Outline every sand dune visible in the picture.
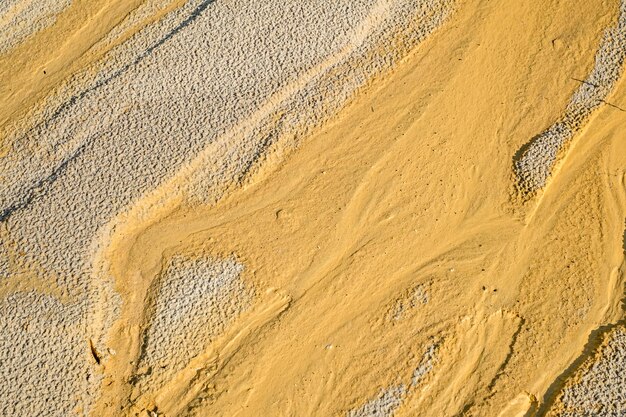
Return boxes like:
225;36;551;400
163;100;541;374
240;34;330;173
1;0;625;416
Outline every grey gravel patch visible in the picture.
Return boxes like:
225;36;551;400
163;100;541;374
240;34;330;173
0;239;9;278
513;0;626;197
348;385;407;417
550;326;626;417
412;343;437;386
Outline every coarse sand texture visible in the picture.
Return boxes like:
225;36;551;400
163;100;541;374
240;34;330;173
513;0;626;199
547;326;626;416
1;0;626;416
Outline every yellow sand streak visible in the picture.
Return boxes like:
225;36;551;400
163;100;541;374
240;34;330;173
92;0;626;415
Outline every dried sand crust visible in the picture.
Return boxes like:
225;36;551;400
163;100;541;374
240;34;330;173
0;0;626;416
546;325;626;416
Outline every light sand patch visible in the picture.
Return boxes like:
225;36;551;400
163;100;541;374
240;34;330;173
348;385;406;417
0;292;96;416
134;255;253;395
513;0;626;201
0;0;71;54
1;0;626;415
389;283;429;321
346;343;437;417
547;325;626;416
129;290;291;417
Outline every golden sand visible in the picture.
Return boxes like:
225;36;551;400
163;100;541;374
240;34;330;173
1;0;625;415
89;1;626;415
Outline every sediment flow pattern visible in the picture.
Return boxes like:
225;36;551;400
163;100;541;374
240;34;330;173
1;0;626;416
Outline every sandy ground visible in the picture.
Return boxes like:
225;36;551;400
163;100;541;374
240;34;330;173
0;0;625;416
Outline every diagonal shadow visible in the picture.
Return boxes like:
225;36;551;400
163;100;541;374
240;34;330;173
0;0;216;223
526;220;626;417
